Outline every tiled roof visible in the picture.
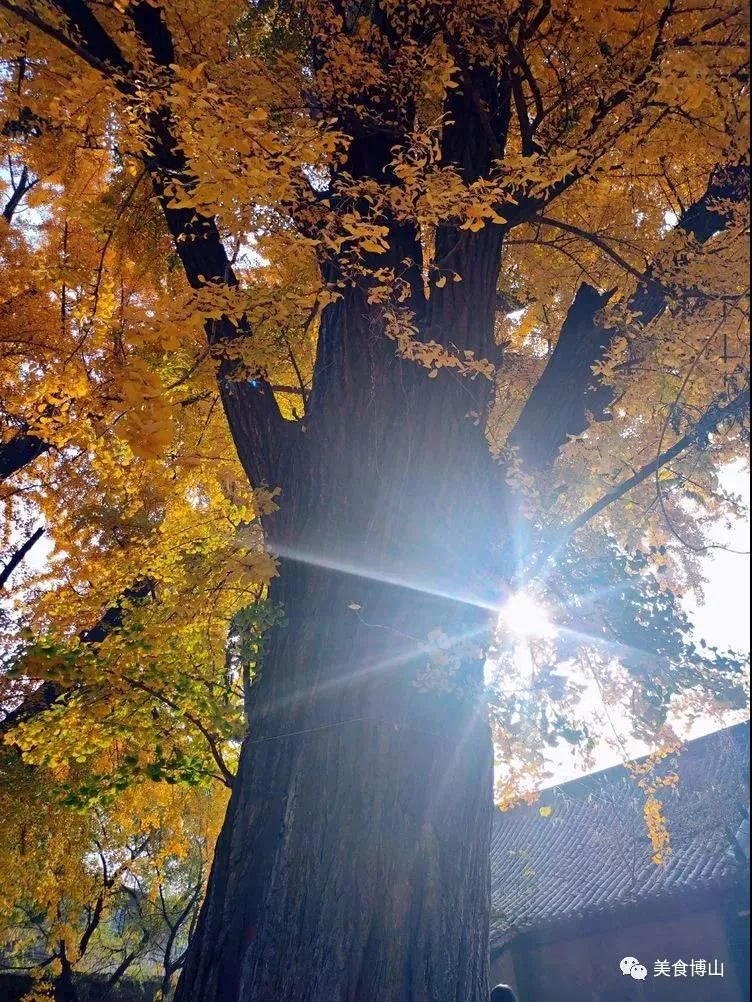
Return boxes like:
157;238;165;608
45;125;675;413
490;722;750;949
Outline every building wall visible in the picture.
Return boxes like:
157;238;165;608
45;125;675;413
490;904;749;1002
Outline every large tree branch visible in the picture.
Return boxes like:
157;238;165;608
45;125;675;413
0;0;126;79
2;0;292;487
0;524;43;589
432;6;502;162
122;0;293;485
2;162;38;222
528;386;750;580
504;282;615;470
0;429;50;480
505;163;749;473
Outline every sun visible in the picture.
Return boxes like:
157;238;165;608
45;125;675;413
498;591;555;640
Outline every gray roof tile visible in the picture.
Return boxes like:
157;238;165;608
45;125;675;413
490;722;749;947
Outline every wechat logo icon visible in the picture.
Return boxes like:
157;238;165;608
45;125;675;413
620;957;648;980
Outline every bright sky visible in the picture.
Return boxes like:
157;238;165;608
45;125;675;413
689;466;750;653
520;463;750;786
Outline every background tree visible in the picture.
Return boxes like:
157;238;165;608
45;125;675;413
0;763;224;1002
0;2;748;1001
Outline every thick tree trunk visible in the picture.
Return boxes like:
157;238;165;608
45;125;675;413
176;236;505;1001
178;566;493;1002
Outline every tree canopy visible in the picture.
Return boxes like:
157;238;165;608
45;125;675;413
0;1;749;999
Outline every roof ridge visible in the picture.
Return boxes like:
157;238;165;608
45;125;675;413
505;720;749;809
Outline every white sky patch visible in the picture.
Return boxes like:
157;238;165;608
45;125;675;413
235;234;270;269
660;208;679;236
498;591;555;641
687;462;749;653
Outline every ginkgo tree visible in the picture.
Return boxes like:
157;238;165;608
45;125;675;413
0;753;225;1002
0;1;749;1000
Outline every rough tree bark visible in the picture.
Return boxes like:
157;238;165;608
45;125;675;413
167;23;511;998
175;208;507;1002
